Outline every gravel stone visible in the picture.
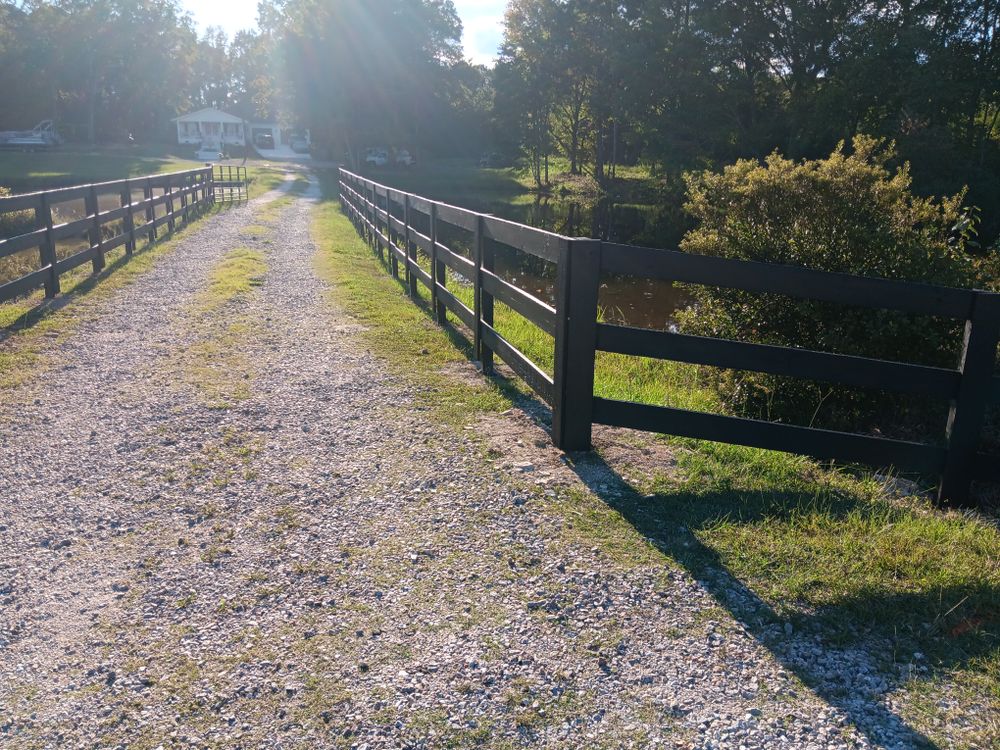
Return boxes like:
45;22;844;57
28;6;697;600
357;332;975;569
0;177;964;749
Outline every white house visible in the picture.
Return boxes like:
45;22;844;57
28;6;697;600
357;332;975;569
172;108;247;149
173;107;310;157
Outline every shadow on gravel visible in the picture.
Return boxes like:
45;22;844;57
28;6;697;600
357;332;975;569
562;449;1000;750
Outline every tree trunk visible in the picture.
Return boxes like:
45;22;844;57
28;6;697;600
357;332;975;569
86;57;98;145
594;119;606;186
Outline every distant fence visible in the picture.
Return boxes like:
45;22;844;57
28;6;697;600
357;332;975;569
212;165;248;203
338;168;1000;507
0;167;214;303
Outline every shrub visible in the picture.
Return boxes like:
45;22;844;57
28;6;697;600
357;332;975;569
676;136;985;435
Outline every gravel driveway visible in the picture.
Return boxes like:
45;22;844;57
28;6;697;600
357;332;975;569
0;181;939;749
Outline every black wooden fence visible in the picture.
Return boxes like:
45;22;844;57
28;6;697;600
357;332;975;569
338;168;1000;507
0;166;214;304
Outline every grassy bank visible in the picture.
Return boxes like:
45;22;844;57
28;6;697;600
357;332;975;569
0;145;202;192
0;145;294;199
354;155;665;206
354;157;528;206
312;171;1000;746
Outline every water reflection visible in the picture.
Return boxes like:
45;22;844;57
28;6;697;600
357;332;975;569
466;193;691;331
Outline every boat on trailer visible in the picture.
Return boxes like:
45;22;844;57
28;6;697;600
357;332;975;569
0;120;62;151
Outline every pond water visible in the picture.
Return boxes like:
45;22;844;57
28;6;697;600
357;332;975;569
437;191;691;330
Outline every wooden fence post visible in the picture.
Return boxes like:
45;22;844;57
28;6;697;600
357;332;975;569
388;195;399;279
364;182;376;244
404;194;417;298
165;176;176;233
480;222;494;374
430;202;446;325
552;238;602;450
373;186;380;256
35;194;59;298
85;185;105;274
472;214;494;371
121;180;135;255
180;174;189;223
144;178;156;243
938;291;1000;506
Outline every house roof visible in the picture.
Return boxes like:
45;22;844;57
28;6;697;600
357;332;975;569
172;107;245;123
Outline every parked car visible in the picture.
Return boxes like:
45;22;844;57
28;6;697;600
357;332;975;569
196;146;224;161
255;132;275;149
395;149;416;167
289;136;309;153
365;147;388;166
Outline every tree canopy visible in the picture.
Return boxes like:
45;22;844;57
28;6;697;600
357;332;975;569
494;0;1000;242
0;0;997;240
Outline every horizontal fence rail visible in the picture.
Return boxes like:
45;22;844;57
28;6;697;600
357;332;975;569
0;167;215;304
338;168;1000;508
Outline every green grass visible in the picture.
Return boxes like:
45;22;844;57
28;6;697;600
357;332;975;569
312;170;1000;745
168;244;270;409
198;247;266;311
311;176;513;426
0;145;203;192
357;154;661;204
0;143;295;201
356;157;528;205
245;165;298;200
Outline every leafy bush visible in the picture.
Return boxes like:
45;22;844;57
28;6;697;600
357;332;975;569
676;136;986;435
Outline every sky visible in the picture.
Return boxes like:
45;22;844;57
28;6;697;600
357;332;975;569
179;0;506;66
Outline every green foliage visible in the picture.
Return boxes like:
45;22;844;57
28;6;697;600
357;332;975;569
677;137;982;433
275;0;486;160
494;1;1000;243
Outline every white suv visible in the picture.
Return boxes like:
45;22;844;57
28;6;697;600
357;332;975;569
365;148;388;166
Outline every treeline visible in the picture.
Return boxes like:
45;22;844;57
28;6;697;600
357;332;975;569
0;0;489;160
494;0;1000;243
272;0;491;161
0;0;267;142
3;1;997;239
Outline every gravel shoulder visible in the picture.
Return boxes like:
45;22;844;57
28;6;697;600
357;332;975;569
0;180;967;749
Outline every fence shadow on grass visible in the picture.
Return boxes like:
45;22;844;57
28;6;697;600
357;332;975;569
558;445;999;750
329;171;996;748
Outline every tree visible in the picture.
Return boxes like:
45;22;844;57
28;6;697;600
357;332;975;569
274;0;464;160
